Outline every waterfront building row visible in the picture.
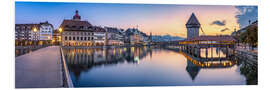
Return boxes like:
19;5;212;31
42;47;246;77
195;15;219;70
15;21;54;46
59;10;151;46
15;10;151;46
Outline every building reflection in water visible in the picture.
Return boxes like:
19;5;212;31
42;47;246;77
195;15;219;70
62;46;153;82
63;46;240;83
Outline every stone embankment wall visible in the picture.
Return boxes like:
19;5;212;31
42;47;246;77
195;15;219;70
235;50;258;85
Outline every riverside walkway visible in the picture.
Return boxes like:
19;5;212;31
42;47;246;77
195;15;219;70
15;46;62;88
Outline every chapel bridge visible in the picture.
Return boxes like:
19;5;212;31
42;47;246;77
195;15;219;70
160;35;238;68
152;35;236;48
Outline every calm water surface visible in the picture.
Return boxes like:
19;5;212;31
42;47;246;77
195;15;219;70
63;46;246;87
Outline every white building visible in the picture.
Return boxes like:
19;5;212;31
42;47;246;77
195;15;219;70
39;21;54;40
92;26;106;46
105;27;125;46
186;13;200;39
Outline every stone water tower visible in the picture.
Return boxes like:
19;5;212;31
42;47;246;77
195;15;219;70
186;13;201;39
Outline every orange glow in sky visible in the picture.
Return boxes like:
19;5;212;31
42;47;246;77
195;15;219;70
122;6;241;38
16;3;242;38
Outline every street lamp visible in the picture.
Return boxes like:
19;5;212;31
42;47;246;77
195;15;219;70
59;28;63;32
33;28;37;32
58;28;63;46
33;27;37;46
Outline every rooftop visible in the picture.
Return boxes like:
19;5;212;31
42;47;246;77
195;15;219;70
186;13;200;25
183;35;236;42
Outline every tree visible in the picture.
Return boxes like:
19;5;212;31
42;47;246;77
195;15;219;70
239;25;258;50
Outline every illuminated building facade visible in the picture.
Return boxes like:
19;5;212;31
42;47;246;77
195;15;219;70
92;26;106;46
125;28;150;45
60;10;94;46
52;30;61;45
15;24;40;41
105;27;125;46
39;21;54;40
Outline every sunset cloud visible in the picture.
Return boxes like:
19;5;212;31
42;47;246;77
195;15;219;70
210;20;226;26
220;28;230;32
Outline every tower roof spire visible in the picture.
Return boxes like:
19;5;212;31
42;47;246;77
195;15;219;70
73;10;81;21
186;13;200;25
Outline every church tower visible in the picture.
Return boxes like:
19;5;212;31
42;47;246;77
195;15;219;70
186;13;200;39
73;10;81;21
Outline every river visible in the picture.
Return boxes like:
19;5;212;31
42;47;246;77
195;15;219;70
62;46;246;87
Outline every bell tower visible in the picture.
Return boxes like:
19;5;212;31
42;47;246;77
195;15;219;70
73;10;81;21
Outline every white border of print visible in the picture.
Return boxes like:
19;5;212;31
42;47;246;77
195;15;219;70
2;0;269;90
15;0;258;5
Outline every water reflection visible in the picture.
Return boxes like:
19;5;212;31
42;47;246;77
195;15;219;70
63;46;245;87
63;46;153;81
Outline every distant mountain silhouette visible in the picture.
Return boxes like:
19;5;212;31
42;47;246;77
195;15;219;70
152;35;185;42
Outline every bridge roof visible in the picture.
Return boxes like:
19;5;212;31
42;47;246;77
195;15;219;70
183;35;236;42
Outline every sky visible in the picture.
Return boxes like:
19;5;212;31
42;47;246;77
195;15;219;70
15;2;258;38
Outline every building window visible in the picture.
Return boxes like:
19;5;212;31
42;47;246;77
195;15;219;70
84;37;87;40
79;26;84;29
73;37;75;40
88;37;90;40
91;37;94;40
81;37;83;41
77;37;79;41
69;37;71;40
